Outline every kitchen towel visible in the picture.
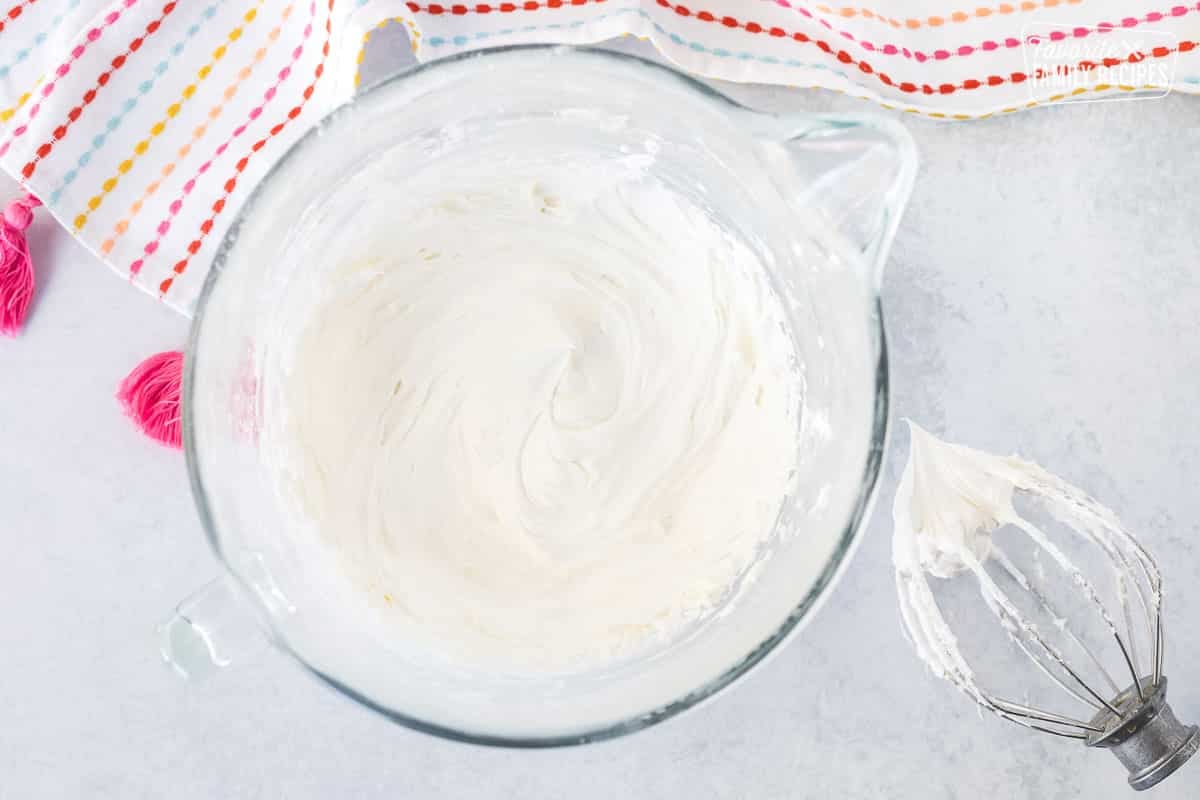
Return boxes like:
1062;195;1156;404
0;0;1196;317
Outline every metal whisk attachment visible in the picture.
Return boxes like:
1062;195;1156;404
893;425;1198;791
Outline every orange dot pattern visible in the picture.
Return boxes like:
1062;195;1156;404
99;3;294;256
158;0;334;296
73;1;266;232
811;0;1085;29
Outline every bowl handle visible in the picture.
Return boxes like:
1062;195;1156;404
158;554;292;680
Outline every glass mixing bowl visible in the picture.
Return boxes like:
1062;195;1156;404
169;45;916;746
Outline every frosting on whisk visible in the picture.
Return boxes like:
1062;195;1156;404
893;423;1165;739
898;422;1017;579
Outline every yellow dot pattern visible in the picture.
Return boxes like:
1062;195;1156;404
74;2;266;232
0;77;43;125
99;5;293;256
354;16;420;90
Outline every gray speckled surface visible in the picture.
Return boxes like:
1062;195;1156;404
2;35;1199;799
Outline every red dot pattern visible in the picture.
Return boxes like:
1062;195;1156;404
160;0;335;296
775;2;1199;64
0;0;38;34
20;2;176;181
403;0;1192;95
404;0;602;13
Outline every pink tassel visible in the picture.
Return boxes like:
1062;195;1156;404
118;350;184;449
0;192;41;336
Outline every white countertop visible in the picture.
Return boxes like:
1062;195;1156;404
3;36;1200;799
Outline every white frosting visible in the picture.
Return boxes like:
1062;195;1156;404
895;422;1017;579
262;160;801;672
892;423;1163;717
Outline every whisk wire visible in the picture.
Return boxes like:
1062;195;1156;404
1039;475;1164;690
1114;632;1145;703
992;547;1123;697
993;710;1090;740
1153;608;1163;687
969;552;1120;715
986;695;1105;733
1118;576;1145;701
1012;518;1125;649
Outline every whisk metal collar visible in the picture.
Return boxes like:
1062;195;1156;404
1085;677;1199;791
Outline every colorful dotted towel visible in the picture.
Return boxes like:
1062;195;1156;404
0;0;1196;315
